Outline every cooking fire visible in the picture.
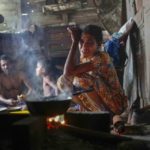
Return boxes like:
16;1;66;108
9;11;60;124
47;115;65;129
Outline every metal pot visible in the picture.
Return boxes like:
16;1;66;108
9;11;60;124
26;96;71;116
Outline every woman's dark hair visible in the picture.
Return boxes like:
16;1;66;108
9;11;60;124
83;25;103;44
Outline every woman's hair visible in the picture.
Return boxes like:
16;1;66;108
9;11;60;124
82;25;103;44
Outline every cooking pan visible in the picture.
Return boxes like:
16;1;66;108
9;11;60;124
26;96;71;116
64;111;110;132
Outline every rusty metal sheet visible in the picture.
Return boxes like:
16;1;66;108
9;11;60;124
124;0;150;107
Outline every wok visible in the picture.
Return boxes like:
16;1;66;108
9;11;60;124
26;96;71;116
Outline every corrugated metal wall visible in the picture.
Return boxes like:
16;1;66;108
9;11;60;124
143;0;150;105
124;0;150;108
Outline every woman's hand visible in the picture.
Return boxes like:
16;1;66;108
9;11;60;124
67;26;81;43
17;94;26;101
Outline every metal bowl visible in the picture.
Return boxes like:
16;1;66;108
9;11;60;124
26;96;71;116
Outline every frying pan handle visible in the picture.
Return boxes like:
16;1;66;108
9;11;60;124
73;87;94;96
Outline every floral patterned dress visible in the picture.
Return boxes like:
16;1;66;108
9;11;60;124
57;51;127;115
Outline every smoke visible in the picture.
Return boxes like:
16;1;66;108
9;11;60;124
19;25;46;88
26;92;72;102
16;27;73;101
1;24;72;101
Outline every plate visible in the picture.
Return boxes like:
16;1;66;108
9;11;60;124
7;106;22;111
0;106;7;112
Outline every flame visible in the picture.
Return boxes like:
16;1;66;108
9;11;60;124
48;118;53;122
47;115;65;129
54;116;60;122
60;120;65;125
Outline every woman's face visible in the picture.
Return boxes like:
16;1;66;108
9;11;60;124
36;62;45;76
79;33;98;59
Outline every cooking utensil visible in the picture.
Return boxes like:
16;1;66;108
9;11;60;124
26;96;71;116
0;106;7;112
7;106;22;111
72;87;94;96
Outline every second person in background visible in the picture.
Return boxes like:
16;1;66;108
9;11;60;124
36;59;58;97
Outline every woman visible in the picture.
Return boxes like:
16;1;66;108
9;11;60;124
57;25;127;117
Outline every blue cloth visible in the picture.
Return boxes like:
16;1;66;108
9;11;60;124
104;32;122;67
